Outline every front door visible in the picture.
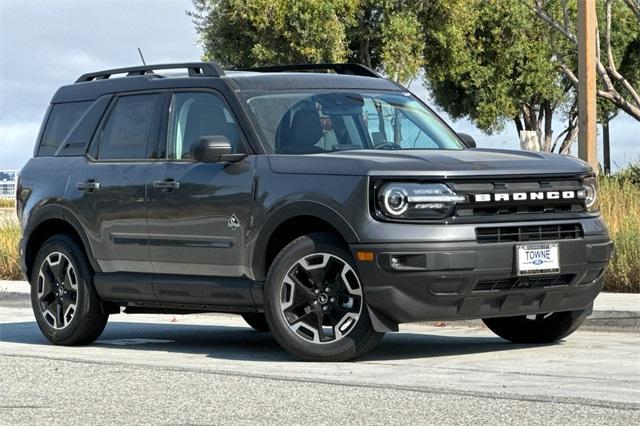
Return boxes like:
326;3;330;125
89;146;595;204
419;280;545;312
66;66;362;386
146;91;255;278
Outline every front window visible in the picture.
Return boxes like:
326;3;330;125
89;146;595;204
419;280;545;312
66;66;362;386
244;91;465;154
166;92;244;160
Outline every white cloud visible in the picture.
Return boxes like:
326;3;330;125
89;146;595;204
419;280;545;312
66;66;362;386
0;0;202;169
0;120;41;170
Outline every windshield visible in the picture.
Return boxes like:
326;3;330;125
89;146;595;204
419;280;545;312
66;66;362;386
244;91;465;154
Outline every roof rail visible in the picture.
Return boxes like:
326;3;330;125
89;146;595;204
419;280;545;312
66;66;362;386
75;62;225;83
237;63;381;78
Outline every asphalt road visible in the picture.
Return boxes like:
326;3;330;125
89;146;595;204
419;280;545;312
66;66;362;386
1;303;639;425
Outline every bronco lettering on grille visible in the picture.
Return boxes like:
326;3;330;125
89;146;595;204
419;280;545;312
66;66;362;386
473;190;586;202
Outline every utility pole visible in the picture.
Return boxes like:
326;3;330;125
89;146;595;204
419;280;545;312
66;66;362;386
577;0;598;173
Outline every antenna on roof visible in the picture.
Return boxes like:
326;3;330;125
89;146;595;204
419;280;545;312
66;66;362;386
137;47;146;65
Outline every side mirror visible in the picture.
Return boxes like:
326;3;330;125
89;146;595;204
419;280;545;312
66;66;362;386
457;133;476;149
191;135;235;163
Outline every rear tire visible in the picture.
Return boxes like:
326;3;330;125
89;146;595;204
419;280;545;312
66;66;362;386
264;233;383;361
482;308;590;344
30;235;108;346
242;313;270;332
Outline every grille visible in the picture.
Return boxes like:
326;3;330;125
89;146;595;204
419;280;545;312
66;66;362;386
450;177;586;220
476;223;583;243
473;274;575;292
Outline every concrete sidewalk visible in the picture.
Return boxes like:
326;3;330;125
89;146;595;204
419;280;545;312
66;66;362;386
2;279;638;331
0;280;29;294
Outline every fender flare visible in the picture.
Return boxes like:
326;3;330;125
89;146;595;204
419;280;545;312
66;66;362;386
251;200;359;281
22;203;101;277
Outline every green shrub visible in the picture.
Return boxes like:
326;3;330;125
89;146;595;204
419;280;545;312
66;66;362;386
613;161;640;186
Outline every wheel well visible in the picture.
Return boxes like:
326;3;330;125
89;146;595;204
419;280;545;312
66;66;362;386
264;215;348;277
24;219;87;280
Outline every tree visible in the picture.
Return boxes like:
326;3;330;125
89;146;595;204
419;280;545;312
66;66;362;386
345;0;423;76
526;0;640;121
190;0;425;86
380;11;424;86
418;0;569;151
189;0;637;157
189;0;358;67
523;0;639;169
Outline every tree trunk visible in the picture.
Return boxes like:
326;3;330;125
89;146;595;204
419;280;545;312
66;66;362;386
521;105;537;131
558;118;579;155
518;103;556;152
374;100;386;142
393;110;402;145
359;38;372;68
603;118;611;175
514;115;524;134
543;100;553;151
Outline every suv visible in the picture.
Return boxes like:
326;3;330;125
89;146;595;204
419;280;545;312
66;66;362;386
18;62;612;361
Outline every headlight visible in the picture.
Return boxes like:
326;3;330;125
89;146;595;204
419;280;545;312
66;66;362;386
580;176;599;212
376;183;465;220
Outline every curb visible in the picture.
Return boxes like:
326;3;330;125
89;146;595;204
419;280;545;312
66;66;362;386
581;310;640;332
1;281;638;332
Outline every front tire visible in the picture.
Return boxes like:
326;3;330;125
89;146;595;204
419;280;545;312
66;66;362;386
482;308;590;344
264;233;383;361
30;235;109;345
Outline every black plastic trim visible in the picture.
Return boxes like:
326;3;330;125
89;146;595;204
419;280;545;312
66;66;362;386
94;272;258;308
76;62;225;82
237;63;380;78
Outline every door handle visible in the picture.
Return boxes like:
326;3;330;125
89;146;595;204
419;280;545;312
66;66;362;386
76;179;101;192
153;179;181;190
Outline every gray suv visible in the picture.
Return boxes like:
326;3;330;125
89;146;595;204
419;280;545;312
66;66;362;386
18;62;612;361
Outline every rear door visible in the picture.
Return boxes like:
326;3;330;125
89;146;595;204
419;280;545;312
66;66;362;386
146;90;255;279
68;92;165;275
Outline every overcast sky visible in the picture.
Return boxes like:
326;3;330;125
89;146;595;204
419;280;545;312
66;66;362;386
1;0;638;171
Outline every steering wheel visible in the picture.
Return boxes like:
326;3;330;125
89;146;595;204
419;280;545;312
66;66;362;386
373;142;401;150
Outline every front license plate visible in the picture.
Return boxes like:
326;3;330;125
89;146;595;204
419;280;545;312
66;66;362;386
516;243;560;276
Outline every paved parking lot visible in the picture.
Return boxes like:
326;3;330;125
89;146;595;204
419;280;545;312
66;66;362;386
1;300;639;425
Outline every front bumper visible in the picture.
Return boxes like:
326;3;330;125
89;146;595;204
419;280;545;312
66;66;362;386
350;234;612;326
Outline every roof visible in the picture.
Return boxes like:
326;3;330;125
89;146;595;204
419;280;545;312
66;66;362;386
50;62;403;103
225;71;401;92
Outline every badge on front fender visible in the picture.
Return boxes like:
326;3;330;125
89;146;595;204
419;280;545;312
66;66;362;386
227;214;240;231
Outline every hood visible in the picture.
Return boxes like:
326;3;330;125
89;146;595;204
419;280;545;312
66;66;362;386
268;148;592;177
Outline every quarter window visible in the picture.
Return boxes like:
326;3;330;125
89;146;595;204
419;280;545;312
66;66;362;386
98;94;161;160
38;102;91;156
167;92;243;160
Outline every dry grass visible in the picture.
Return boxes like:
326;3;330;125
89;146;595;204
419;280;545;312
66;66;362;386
599;176;640;293
0;216;22;280
0;198;15;208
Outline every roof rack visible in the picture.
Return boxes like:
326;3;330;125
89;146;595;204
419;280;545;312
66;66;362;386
237;63;380;78
75;62;225;83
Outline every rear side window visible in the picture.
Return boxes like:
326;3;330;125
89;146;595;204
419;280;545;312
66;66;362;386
38;102;91;156
98;94;161;160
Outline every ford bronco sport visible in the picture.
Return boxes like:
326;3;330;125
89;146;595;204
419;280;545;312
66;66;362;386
18;62;612;361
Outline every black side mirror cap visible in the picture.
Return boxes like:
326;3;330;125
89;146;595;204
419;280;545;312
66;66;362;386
457;133;476;149
191;135;245;163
